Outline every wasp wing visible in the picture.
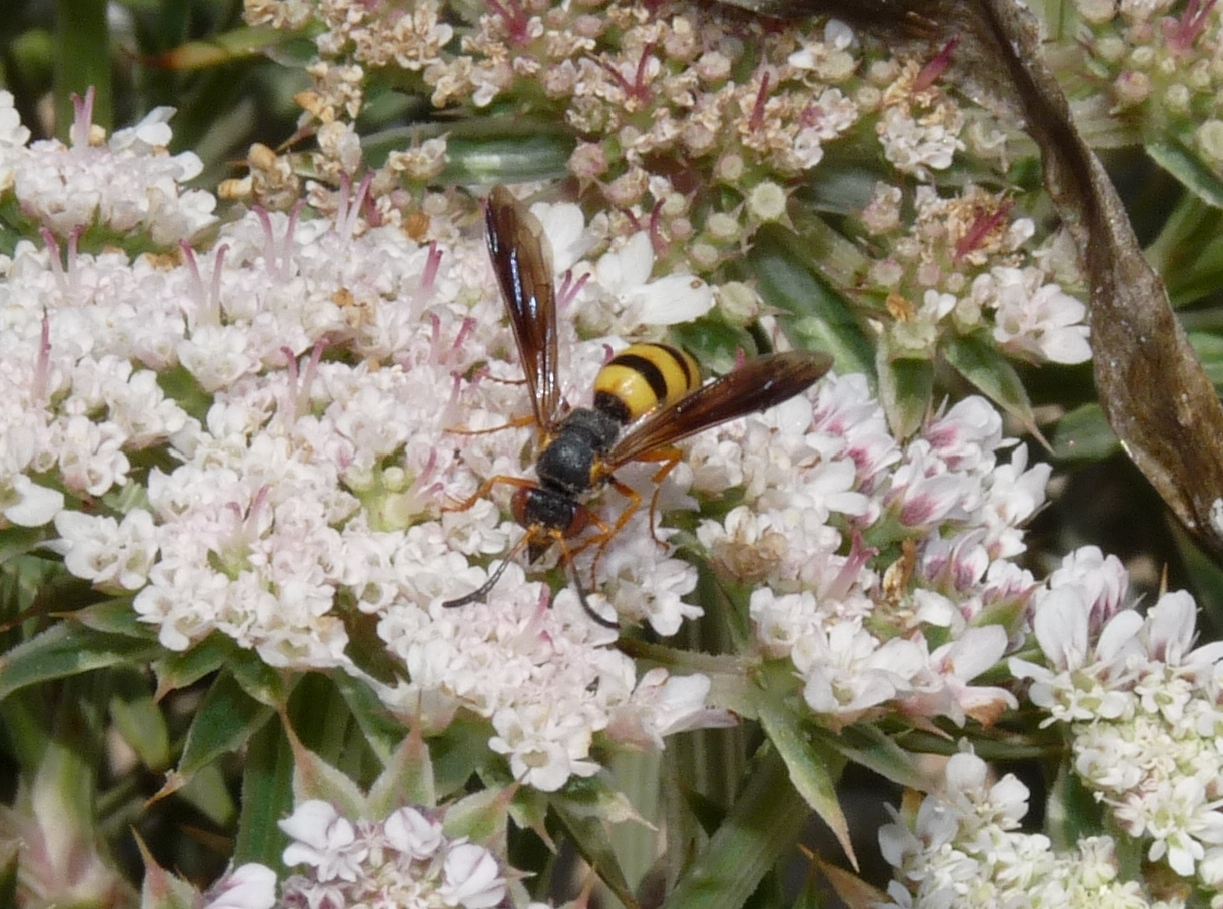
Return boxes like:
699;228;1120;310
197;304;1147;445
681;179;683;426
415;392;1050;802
485;186;562;432
605;351;833;469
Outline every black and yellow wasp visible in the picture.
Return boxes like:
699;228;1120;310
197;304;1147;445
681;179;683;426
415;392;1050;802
443;186;832;623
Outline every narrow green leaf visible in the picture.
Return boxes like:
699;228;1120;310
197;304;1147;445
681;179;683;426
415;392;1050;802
1148;138;1223;210
1049;403;1120;462
876;349;933;439
154;635;232;697
753;664;854;867
234;716;294;873
136;833;199;909
176;669;275;781
0;526;50;565
444;786;511;847
0;621;159;700
1189;331;1223;388
229;652;292;707
176;764;237;828
671;318;757;376
368;726;436;817
67;597;148;638
1046;760;1104;851
54;0;112;136
820;725;927;792
147;26;287;71
664;747;811;909
550;795;639;909
749;226;874;379
287;727;367;820
943;332;1036;430
110;692;172;771
331;671;406;766
431;715;493;798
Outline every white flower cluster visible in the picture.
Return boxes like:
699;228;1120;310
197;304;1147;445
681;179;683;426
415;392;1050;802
878;751;1167;908
3;98;731;793
694;386;1047;727
277;800;513;909
0;90;215;244
1012;549;1223;892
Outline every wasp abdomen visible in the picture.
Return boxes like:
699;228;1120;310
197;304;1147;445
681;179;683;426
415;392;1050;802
593;343;701;424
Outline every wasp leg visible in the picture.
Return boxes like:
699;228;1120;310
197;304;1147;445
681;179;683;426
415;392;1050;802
442;474;538;514
442;533;533;609
634;445;683;549
444;414;537;436
567;477;646;590
555;532;619;629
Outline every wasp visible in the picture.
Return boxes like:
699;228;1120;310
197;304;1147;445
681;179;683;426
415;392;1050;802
443;187;832;623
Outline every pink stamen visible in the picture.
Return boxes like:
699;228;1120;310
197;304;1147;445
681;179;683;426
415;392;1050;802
557;271;591;311
487;0;532;45
254;208;279;279
452;317;476;352
40;229;67;295
596;43;657;104
421;242;443;294
209;244;229;323
734;348;748;369
914;37;959;93
1165;0;1218;53
299;340;327;413
749;71;772;132
283;202;302;270
335;173;352;237
281;345;300;414
648;202;669;258
70;87;96;149
954;200;1013;262
825;531;878;601
33;313;51;403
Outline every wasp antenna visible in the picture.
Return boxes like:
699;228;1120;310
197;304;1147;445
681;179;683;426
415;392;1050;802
568;560;619;629
442;535;530;609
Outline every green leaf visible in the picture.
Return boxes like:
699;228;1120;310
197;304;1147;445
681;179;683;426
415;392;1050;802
175;669;275;782
147;26;288;71
288;727;367;820
664;746;812;909
0;526;50;566
67;597;148;638
0;621;160;700
821;725;927;791
749;226;874;379
444;786;511;847
234;716;294;873
550;793;639;909
1148;138;1223;210
368;726;436;818
671;318;756;376
1049;403;1120;462
136;833;199;909
431;715;493;798
331;671;407;766
110;692;172;771
176;764;237;828
229;651;292;707
943;332;1036;431
1189;331;1223;388
1046;760;1104;851
876;349;933;439
752;662;854;867
153;635;233;697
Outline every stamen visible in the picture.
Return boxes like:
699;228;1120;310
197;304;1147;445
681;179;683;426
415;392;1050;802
70;87;96;149
914;37;959;93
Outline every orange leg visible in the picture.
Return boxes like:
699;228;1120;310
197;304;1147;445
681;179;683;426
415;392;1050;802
633;446;684;548
444;413;537;436
442;474;536;513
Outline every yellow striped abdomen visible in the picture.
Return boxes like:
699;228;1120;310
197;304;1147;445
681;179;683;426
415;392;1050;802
593;343;701;424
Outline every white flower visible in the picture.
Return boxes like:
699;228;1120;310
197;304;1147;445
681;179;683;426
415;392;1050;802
438;842;506;909
202;864;277;909
50;509;158;591
1;475;64;527
383;806;444;859
983;266;1091;364
592;232;713;327
280;800;366;883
